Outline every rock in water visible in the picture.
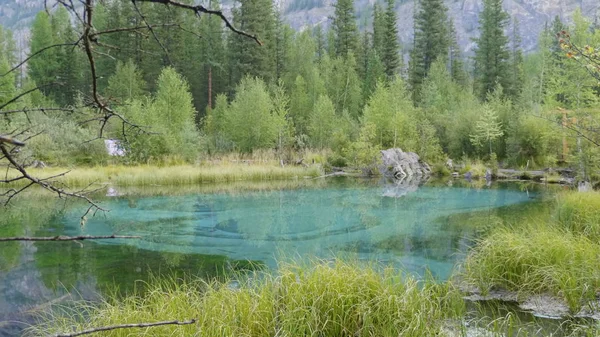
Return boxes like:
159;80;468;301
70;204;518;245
379;148;431;180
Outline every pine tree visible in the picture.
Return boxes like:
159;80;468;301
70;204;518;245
332;0;358;57
371;3;385;57
313;24;326;62
29;11;58;97
191;0;228;116
447;20;466;85
472;0;511;101
506;17;525;103
409;0;450;103
52;7;84;106
228;0;277;86
382;0;401;79
356;28;370;81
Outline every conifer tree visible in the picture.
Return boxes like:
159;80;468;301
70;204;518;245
313;25;326;62
193;0;228;116
447;20;467;85
473;0;511;101
506;17;525;103
371;3;385;58
228;0;277;85
29;12;58;97
409;0;450;103
382;0;401;79
332;0;358;57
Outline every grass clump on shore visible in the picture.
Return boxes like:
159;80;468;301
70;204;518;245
463;225;600;312
555;191;600;241
5;164;322;189
29;260;465;337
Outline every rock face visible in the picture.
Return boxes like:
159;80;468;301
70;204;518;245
1;0;598;55
379;148;431;180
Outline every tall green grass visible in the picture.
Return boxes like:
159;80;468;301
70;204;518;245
463;225;600;313
28;260;465;337
555;192;600;241
5;164;322;188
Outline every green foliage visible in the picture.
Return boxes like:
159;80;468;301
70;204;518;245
229;0;277;84
223;77;284;153
320;54;363;119
409;0;450;103
105;60;146;103
28;8;85;106
5;106;107;165
8;0;600;173
308;95;336;149
332;0;359;57
505;113;560;167
381;0;401;79
362;79;418;150
348;123;382;174
472;0;511;101
204;94;233;153
126;67;199;162
470;104;504;156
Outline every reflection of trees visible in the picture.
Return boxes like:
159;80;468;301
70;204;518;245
7;179;538;297
0;196;61;271
33;234;264;295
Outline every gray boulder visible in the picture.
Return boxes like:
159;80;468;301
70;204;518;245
379;148;431;180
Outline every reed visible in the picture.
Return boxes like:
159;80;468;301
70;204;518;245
554;191;600;241
4;163;322;189
463;224;600;313
27;260;465;337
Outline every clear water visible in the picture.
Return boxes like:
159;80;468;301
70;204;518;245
0;178;541;335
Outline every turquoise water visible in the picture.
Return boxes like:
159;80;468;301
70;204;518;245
0;179;539;335
67;179;532;277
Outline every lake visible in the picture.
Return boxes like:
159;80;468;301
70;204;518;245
0;178;549;336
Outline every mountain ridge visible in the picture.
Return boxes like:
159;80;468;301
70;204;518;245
0;0;598;55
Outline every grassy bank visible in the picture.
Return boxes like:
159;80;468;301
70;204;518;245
5;163;322;188
28;260;464;337
463;225;600;312
463;191;600;313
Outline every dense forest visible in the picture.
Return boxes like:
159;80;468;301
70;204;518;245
1;0;599;178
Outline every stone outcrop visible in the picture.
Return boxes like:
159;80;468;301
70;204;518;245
379;148;431;180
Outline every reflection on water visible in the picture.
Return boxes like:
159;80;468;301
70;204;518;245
0;178;544;336
66;179;533;275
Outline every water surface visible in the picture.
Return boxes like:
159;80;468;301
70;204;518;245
0;178;543;335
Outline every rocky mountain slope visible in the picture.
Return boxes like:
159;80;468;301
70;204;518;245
0;0;599;55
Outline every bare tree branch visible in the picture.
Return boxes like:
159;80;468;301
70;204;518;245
0;82;62;111
135;0;263;45
90;23;178;38
51;319;196;337
0;144;107;212
0;235;140;242
131;0;172;64
0;42;80;78
0;135;26;146
0;107;76;116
